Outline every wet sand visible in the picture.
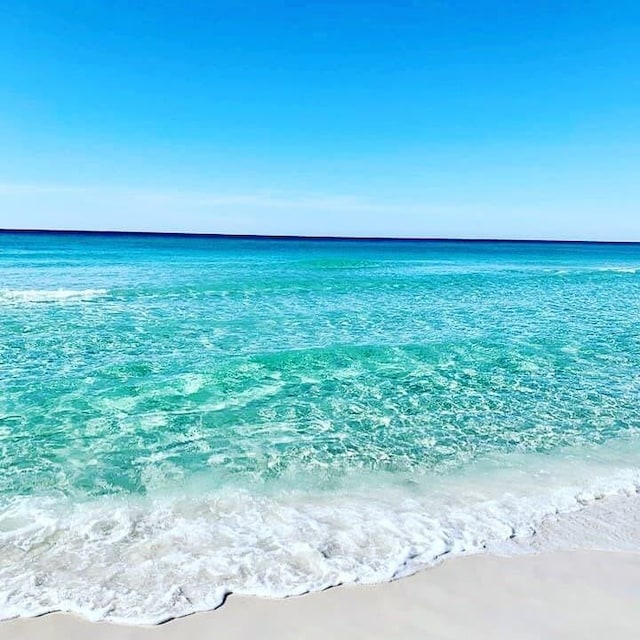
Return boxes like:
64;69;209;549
2;549;639;640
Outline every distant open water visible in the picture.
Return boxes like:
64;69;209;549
1;232;640;623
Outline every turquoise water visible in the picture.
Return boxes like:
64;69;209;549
1;232;640;622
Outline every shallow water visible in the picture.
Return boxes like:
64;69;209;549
1;232;640;622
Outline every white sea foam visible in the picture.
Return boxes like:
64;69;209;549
0;289;108;303
1;451;640;625
549;266;640;275
595;266;640;274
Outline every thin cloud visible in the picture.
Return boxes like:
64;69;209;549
0;183;454;216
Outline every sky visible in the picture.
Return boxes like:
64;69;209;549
0;1;639;240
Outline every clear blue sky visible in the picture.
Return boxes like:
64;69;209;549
1;1;639;239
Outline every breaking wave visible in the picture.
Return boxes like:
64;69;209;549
0;289;108;303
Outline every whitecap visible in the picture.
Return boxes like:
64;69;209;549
594;266;640;274
0;289;108;303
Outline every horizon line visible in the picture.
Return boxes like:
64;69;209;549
1;228;640;245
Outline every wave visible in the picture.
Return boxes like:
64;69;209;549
0;289;108;303
1;452;640;625
549;266;640;276
595;266;640;274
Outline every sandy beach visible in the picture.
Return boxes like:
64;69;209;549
2;549;639;640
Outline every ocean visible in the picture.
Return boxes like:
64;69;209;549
1;231;640;623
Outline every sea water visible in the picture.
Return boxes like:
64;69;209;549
1;232;640;623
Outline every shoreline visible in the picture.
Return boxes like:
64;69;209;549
1;487;639;628
2;549;639;639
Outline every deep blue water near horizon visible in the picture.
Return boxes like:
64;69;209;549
1;231;640;622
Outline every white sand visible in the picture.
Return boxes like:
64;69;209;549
2;550;639;640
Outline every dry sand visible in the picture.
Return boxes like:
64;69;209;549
2;549;639;640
